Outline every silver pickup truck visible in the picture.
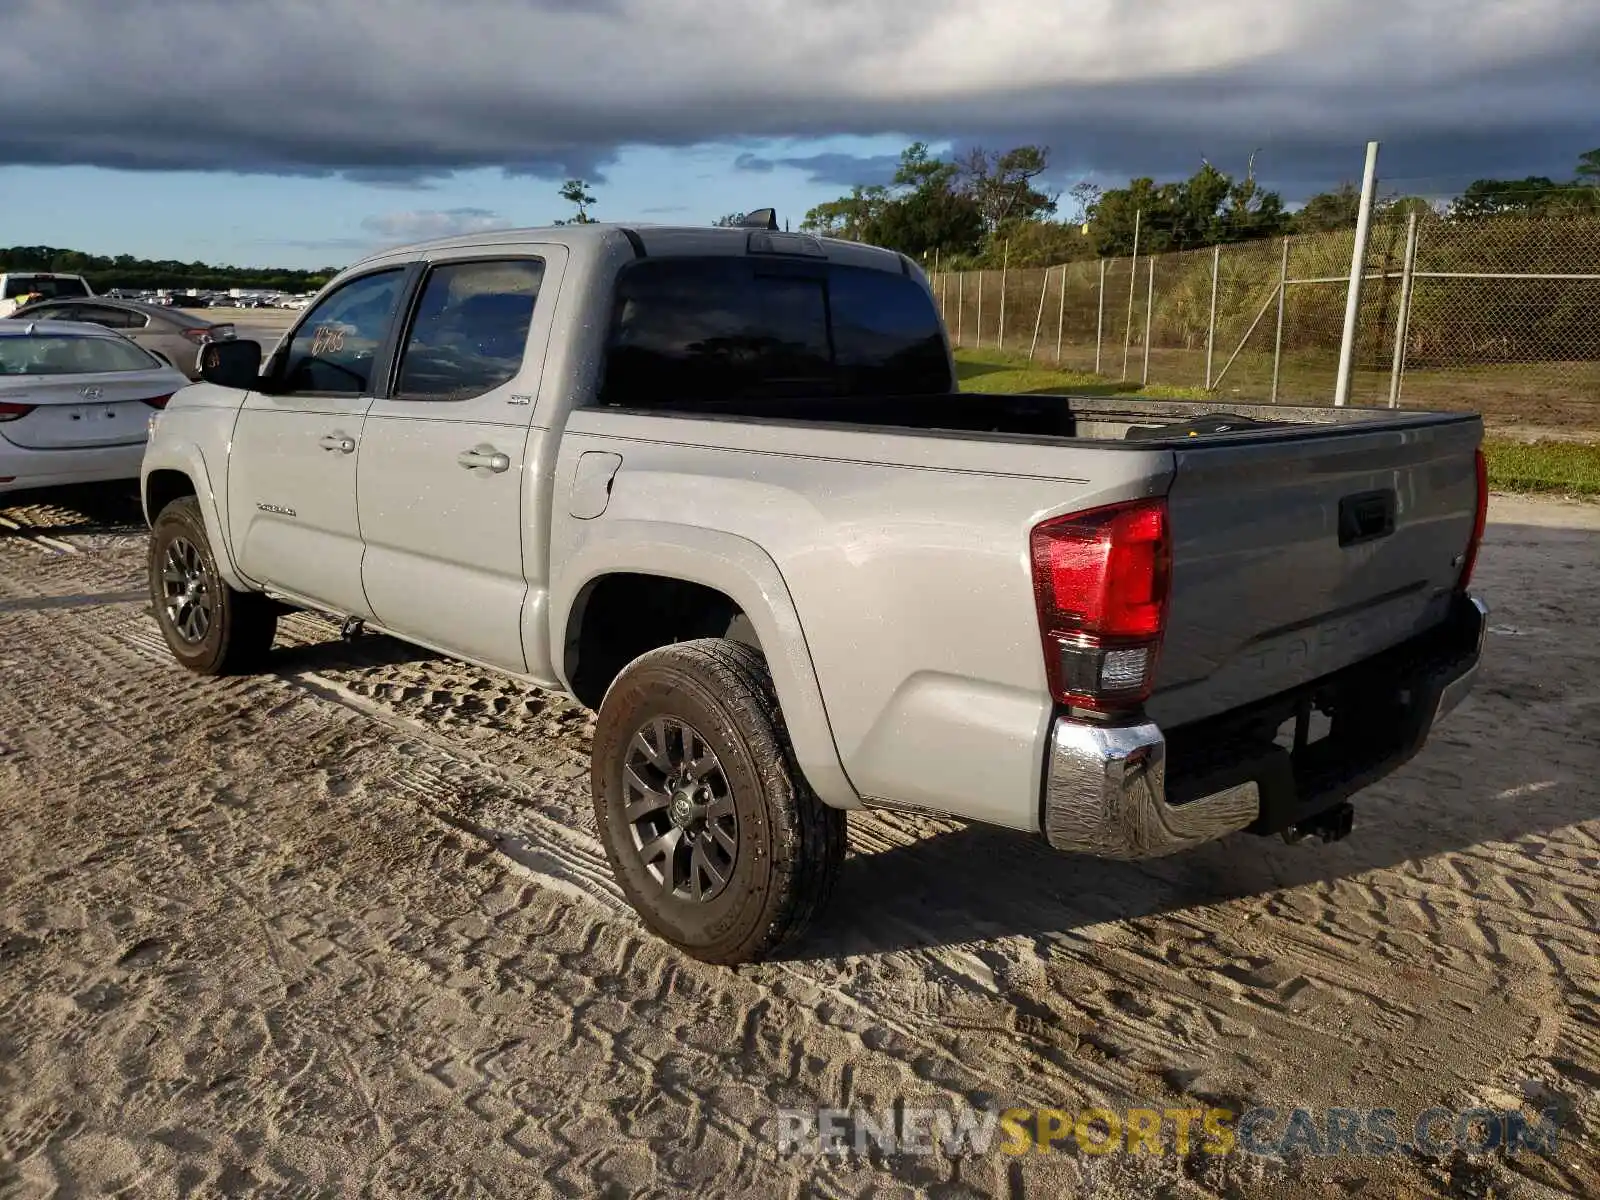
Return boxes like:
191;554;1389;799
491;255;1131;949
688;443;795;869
141;215;1488;964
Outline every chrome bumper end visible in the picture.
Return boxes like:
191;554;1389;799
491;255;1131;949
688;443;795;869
1042;720;1259;860
1430;594;1488;726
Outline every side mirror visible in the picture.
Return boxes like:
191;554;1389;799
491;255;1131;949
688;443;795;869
197;338;263;389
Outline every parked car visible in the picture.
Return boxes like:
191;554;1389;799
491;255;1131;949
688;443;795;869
140;218;1488;964
0;272;94;319
7;297;236;380
1;320;188;493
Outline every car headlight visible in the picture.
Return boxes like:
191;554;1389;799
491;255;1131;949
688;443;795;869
147;410;162;439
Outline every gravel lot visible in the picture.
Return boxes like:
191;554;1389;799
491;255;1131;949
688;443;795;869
0;485;1596;1199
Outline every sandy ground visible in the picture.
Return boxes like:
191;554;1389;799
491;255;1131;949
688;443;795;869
0;489;1597;1198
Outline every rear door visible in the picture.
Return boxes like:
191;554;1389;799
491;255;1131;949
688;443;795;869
356;250;562;672
1147;417;1482;729
227;266;411;617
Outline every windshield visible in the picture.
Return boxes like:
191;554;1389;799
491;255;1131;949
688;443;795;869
3;276;91;301
0;334;160;376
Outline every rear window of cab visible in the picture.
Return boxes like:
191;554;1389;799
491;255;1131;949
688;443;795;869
598;256;952;407
3;276;91;301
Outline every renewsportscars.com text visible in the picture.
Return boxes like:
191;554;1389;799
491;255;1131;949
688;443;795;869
774;1105;1561;1160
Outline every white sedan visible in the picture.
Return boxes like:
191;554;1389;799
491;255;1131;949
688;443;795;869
0;320;190;494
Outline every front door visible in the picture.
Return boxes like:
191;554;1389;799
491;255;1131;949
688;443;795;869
227;266;410;616
357;251;562;672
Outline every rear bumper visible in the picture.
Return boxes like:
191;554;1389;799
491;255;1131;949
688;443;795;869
1042;592;1488;859
0;440;146;493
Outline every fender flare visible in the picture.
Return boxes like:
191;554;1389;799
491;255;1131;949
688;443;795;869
141;441;252;593
551;520;861;810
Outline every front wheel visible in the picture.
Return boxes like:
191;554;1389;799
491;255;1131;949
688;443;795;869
148;496;277;674
591;638;845;965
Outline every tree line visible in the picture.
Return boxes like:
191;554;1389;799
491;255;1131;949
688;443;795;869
0;246;336;293
789;143;1600;269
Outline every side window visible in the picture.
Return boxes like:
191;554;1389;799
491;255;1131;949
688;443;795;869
78;305;144;330
278;269;405;395
393;259;543;401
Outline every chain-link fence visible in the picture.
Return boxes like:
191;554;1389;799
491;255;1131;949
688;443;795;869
932;212;1600;430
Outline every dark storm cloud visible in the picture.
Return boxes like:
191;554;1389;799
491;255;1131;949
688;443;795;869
735;152;903;186
1;0;1596;194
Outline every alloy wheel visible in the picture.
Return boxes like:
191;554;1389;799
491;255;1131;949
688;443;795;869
623;716;738;903
160;536;213;644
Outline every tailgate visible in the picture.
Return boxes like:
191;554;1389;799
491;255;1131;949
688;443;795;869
1146;416;1482;730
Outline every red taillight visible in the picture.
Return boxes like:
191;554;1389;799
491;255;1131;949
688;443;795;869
1458;447;1488;590
141;394;174;409
0;401;35;422
1030;498;1172;711
181;328;211;344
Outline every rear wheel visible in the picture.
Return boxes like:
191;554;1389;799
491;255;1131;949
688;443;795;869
148;497;277;674
591;638;845;964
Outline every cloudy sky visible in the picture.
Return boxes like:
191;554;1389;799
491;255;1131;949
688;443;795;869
2;0;1597;269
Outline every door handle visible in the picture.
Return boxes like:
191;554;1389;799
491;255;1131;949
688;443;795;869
458;447;511;473
319;433;356;454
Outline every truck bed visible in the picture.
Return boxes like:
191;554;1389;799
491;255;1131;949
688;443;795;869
603;388;1477;447
563;387;1481;832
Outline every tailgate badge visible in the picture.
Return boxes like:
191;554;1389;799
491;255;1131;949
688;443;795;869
80;386;103;399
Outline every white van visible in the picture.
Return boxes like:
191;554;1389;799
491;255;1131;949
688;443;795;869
0;272;95;319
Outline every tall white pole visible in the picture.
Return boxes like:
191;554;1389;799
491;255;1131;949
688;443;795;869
1122;210;1142;381
1204;244;1220;389
1095;258;1106;374
1334;141;1381;406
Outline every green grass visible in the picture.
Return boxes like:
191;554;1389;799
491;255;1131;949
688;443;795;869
1483;439;1600;496
954;349;1211;400
955;348;1600;498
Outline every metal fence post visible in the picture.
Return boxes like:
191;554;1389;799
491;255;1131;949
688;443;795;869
1271;236;1290;403
1123;210;1142;380
998;241;1010;352
1388;211;1420;408
956;271;964;347
1095;258;1106;374
1055;264;1067;363
1141;257;1155;386
1028;264;1049;360
1334;140;1381;406
1205;244;1220;389
976;270;984;350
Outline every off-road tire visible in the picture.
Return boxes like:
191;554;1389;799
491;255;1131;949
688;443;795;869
148;496;277;675
592;638;846;964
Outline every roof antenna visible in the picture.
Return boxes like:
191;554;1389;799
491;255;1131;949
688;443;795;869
738;208;780;231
